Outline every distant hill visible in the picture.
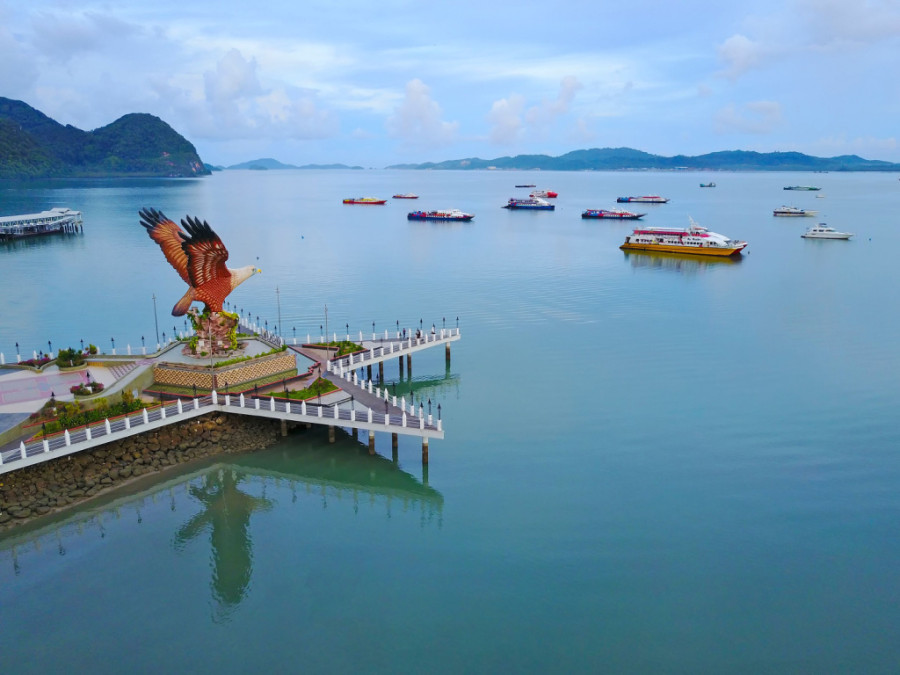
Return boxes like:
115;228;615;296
226;158;363;170
0;97;209;179
387;147;900;172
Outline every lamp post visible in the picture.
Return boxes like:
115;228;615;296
162;331;166;344
276;286;282;339
48;340;52;355
456;316;459;329
141;335;145;348
442;317;445;329
428;398;432;416
396;320;399;336
152;293;160;346
111;337;115;352
437;404;441;420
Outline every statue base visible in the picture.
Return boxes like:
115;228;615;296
185;309;239;357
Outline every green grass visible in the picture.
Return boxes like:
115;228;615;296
309;340;363;357
283;377;338;400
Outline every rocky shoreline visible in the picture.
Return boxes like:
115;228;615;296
0;412;281;531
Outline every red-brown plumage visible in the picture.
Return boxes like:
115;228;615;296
139;208;257;316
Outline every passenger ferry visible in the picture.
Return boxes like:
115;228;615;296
620;217;747;257
407;209;474;222
392;193;419;199
617;195;669;203
529;189;558;199
503;197;555;210
342;197;387;205
0;207;83;240
582;209;645;220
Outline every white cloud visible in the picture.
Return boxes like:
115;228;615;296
487;94;526;145
716;34;766;80
525;76;582;128
714;101;783;134
385;79;458;146
797;0;900;48
30;10;141;63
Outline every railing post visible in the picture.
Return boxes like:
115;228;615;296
333;406;339;419
143;409;149;424
351;409;356;422
301;400;307;415
384;413;390;426
419;417;424;430
402;412;407;427
225;394;231;406
105;418;112;433
160;406;166;419
19;441;26;458
86;426;92;440
270;396;275;411
240;393;245;408
438;419;443;431
177;399;184;414
64;430;71;446
193;397;199;410
367;408;372;423
286;401;292;414
318;406;323;418
255;398;260;410
212;390;218;405
124;416;131;429
43;438;50;453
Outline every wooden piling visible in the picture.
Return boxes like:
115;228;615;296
280;419;288;437
328;426;335;443
422;437;429;464
368;430;375;454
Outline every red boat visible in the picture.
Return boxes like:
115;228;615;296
530;189;558;199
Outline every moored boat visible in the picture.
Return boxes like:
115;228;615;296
515;184;536;188
407;209;474;222
773;206;817;217
530;189;558;198
801;223;853;239
392;193;419;199
784;185;820;191
582;209;645;220
700;182;716;188
503;197;555;210
343;197;387;205
619;217;747;257
617;195;669;203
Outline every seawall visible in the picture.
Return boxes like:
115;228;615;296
0;412;281;531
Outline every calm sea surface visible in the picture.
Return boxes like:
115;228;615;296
2;170;900;672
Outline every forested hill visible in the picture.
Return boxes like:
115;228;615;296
387;148;900;172
0;97;209;179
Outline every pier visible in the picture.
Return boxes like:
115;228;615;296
0;327;461;475
0;208;84;240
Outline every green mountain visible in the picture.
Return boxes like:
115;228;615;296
387;147;900;172
0;97;209;178
226;158;363;170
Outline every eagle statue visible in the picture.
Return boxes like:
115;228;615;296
139;207;260;316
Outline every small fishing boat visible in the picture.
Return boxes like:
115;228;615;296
700;182;716;188
343;197;387;205
801;223;853;240
773;206;817;217
392;193;419;199
784;186;820;191
515;184;536;188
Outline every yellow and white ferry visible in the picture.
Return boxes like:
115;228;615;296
620;217;747;257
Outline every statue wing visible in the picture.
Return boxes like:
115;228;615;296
139;207;192;286
180;215;232;289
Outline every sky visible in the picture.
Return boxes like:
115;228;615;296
3;0;900;167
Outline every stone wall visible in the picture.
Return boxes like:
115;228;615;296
152;351;297;390
0;413;281;530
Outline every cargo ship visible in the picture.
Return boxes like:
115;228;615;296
407;209;474;222
617;195;669;203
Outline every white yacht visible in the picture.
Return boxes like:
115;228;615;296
801;223;853;240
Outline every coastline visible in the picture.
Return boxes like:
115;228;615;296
0;412;281;532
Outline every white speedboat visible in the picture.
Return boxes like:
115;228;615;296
801;223;853;240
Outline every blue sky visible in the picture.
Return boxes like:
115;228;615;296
4;0;900;166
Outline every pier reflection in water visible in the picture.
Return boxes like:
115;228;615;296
623;249;742;274
0;435;443;624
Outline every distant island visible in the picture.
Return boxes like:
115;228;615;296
0;97;209;179
225;158;364;171
386;148;900;172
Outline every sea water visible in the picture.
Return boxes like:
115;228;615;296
1;170;899;672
